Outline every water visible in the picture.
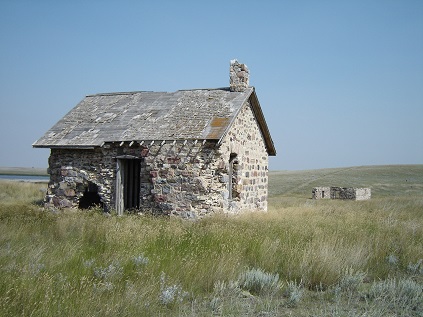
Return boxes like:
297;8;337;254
0;174;49;182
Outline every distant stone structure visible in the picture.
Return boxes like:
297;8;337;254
312;187;371;200
312;187;331;199
33;60;276;218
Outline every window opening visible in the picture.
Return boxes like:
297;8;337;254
79;182;103;209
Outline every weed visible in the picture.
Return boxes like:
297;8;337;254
213;279;242;298
93;281;114;293
132;253;149;267
83;258;95;268
93;262;123;281
386;254;399;266
408;259;423;275
284;280;304;307
159;272;188;306
28;262;46;276
337;267;367;293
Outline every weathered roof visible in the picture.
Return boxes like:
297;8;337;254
33;87;276;155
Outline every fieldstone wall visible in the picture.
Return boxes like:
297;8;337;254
45;100;269;218
312;187;371;200
139;139;222;218
312;187;330;199
217;100;269;212
46;142;220;217
46;148;115;210
354;188;371;200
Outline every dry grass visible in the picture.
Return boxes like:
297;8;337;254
0;165;422;316
0;180;45;204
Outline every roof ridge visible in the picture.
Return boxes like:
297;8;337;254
177;87;231;92
86;86;254;97
86;91;160;97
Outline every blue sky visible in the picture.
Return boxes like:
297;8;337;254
0;0;422;171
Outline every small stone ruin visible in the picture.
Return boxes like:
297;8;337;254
312;187;371;200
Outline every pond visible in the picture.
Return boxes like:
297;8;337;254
0;174;49;182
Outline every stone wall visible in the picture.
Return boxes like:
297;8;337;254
45;100;269;218
312;187;371;200
140;139;222;218
46;141;220;217
354;188;371;200
217;100;269;212
46;148;115;210
312;187;330;199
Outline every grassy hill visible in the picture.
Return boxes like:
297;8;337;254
269;164;423;198
0;166;48;176
0;165;422;316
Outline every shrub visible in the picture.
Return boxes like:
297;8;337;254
238;268;280;295
368;278;423;315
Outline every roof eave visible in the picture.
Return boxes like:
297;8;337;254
249;88;277;156
216;87;255;146
217;87;276;156
32;143;97;150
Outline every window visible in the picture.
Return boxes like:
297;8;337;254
228;153;238;200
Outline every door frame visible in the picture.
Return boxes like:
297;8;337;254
115;156;142;215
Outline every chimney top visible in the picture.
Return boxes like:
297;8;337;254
229;59;249;92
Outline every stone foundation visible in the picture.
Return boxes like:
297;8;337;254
312;187;371;200
311;187;330;199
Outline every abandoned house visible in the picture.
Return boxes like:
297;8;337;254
33;60;276;218
312;187;371;200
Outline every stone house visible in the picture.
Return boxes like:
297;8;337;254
33;60;276;218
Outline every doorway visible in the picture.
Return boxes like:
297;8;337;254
116;158;141;215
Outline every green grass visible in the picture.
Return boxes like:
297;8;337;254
0;165;422;316
0;166;48;176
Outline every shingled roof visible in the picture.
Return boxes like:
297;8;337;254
33;87;276;156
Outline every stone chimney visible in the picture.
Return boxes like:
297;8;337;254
229;59;250;92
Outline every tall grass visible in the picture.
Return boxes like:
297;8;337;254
0;180;45;204
1;165;422;316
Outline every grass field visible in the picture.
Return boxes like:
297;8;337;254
0;165;422;316
0;166;48;176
